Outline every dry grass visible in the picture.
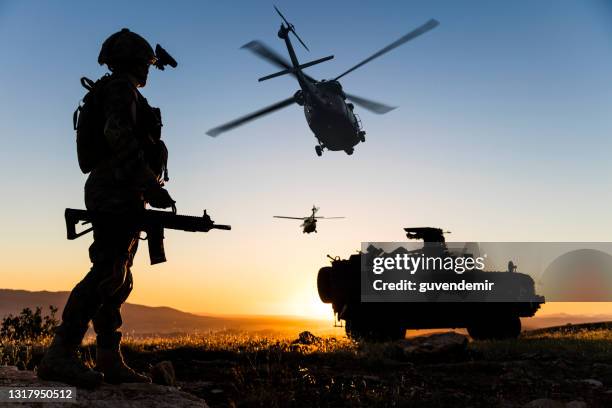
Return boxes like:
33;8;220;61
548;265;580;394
3;326;612;407
122;332;356;353
473;325;612;361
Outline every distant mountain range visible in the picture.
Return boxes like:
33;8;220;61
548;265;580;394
521;313;612;331
2;289;610;335
0;289;334;336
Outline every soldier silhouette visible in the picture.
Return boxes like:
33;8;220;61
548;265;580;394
38;29;176;388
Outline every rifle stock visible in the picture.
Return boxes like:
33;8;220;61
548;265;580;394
65;208;93;240
64;208;231;264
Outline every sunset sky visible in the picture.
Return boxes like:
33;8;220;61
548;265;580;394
2;0;612;319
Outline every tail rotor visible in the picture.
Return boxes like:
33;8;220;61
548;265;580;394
274;5;309;51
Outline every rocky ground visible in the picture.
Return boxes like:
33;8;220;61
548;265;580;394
2;327;612;407
0;365;208;407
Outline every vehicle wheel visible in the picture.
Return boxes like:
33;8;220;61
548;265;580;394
315;145;323;156
499;315;521;339
345;318;405;342
344;148;354;155
466;324;487;340
468;315;521;340
317;267;334;303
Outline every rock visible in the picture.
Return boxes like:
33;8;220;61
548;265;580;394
497;399;519;408
0;366;208;407
191;359;236;368
398;332;468;357
565;401;587;408
523;398;564;408
580;378;603;387
151;360;176;386
292;331;320;345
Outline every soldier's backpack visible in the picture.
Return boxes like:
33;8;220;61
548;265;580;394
73;75;111;174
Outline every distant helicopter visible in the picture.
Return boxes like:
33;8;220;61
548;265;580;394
274;206;345;233
207;6;439;156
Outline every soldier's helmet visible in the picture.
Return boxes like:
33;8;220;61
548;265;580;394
98;28;156;68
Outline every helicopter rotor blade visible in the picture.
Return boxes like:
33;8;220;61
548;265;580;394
345;93;396;114
334;19;439;81
206;97;296;137
291;30;310;52
242;41;291;71
241;41;316;82
273;5;290;26
274;5;309;51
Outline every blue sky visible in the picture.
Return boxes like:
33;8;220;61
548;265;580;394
1;1;612;315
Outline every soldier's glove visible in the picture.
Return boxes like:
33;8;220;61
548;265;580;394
144;187;176;210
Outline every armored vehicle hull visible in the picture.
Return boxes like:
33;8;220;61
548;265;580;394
318;250;544;341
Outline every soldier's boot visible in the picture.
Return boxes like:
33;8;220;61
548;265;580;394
37;334;104;389
95;332;151;384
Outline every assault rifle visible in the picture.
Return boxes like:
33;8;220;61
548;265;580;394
65;208;231;265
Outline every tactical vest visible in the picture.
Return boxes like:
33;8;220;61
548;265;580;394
134;93;169;184
73;75;169;183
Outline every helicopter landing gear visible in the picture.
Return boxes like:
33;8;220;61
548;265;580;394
315;145;323;156
344;148;354;155
359;131;366;143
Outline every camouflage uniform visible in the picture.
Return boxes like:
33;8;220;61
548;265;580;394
58;72;162;346
39;29;173;388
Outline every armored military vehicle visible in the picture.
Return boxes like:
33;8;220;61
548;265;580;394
317;227;545;341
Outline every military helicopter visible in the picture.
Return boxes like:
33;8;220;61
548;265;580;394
206;6;439;156
274;205;344;233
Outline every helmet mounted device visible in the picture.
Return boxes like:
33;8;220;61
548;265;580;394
153;44;177;70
